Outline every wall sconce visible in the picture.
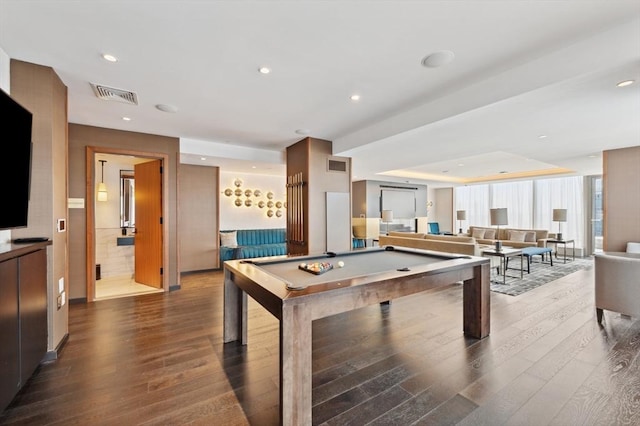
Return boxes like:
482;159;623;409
97;160;108;202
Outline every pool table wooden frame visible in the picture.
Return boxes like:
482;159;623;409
223;246;490;425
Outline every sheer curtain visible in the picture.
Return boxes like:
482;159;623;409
534;176;584;247
455;185;489;229
455;176;584;247
490;181;534;229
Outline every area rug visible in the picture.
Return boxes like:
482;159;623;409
490;256;594;296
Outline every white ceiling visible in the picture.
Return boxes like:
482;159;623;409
1;1;639;186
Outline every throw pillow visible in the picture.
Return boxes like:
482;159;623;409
472;228;485;239
509;230;527;242
484;229;496;239
220;231;238;247
524;231;536;242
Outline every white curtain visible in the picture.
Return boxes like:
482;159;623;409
534;176;584;247
455;176;584;247
490;181;534;229
455;185;490;229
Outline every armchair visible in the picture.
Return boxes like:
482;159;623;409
594;252;640;323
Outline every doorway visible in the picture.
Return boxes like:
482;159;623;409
86;147;169;302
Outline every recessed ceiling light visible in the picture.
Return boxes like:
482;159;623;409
252;166;257;169
200;157;207;161
350;94;361;101
122;116;131;121
617;79;635;87
538;134;548;139
258;67;271;74
102;54;118;62
421;50;455;68
588;154;598;158
156;104;178;113
295;129;311;135
458;163;464;167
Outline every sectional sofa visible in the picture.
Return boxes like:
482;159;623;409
378;232;484;256
467;226;550;249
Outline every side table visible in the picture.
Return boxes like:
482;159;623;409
545;239;575;263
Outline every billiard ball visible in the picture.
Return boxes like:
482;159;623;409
337;261;345;268
300;263;306;268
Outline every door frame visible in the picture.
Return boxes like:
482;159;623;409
85;146;170;302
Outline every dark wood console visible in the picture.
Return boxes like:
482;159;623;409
0;241;49;411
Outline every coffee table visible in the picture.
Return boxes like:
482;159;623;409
482;246;523;284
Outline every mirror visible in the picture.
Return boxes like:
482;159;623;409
120;170;135;228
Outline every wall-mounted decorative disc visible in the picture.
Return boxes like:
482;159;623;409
267;191;274;199
267;201;274;208
253;189;262;197
275;201;283;209
234;178;243;187
244;189;252;197
258;201;265;208
275;210;283;217
224;188;233;197
245;199;252;207
234;198;243;207
267;209;274;217
234;188;243;197
284;202;287;209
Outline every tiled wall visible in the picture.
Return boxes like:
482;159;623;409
95;228;134;279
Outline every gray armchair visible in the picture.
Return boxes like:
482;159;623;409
594;252;640;323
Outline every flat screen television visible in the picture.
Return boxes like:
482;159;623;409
0;89;32;230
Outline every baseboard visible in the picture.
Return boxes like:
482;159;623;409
43;332;69;362
69;297;87;304
169;284;181;292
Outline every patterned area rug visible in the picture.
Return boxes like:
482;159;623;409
490;256;594;296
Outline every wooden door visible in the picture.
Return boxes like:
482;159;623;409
134;159;163;288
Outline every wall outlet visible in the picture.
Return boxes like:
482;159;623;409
58;277;64;294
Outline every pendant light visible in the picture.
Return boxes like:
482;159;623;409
97;160;108;202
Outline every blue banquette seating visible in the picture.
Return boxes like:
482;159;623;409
220;228;287;263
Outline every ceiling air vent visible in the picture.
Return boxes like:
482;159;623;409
90;83;139;105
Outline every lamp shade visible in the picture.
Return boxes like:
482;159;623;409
553;209;567;222
456;210;467;220
381;210;393;222
490;208;508;226
97;182;108;202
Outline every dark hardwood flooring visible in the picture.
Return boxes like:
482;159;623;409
2;261;639;425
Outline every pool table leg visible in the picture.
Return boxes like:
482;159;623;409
223;270;248;344
463;263;490;339
280;303;313;426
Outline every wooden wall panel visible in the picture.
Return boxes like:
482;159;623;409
178;164;219;272
603;146;640;252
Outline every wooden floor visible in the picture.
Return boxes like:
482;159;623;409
2;261;639;425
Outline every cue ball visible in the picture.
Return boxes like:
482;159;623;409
337;261;344;268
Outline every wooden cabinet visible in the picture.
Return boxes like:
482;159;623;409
0;244;48;412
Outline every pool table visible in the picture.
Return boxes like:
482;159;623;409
223;246;490;426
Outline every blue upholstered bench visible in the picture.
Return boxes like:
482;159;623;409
220;228;287;263
521;246;553;273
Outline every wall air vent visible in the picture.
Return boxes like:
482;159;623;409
90;83;139;105
327;157;348;173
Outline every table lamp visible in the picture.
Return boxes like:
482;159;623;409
381;210;393;235
490;208;508;251
456;210;467;234
553;209;567;240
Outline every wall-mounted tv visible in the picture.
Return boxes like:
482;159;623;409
0;89;32;230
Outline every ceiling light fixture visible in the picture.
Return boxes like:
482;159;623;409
538;134;548;139
122;116;131;121
258;67;271;74
616;79;635;87
102;53;118;62
421;50;455;68
97;160;108;202
350;94;361;101
156;104;178;113
200;157;207;161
